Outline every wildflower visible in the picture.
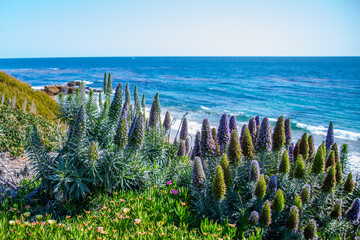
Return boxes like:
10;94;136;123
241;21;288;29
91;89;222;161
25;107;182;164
308;135;314;158
114;114;128;149
217;114;231;152
268;175;277;193
47;220;57;225
272;189;284;212
321;166;336;193
220;154;234;187
272;116;285;151
8;220;15;225
240;125;254;159
255;115;261;127
303;219;318;240
288;142;294;161
301;184;311;203
228;130;242;164
41;221;45;226
249;160;260;181
336;160;343;184
293;139;300;161
346;198;360;222
97;227;104;232
123;208;130;214
229;115;238;133
23;212;31;218
171;190;179;195
212;166;226;201
248;211;259;225
259;200;271;226
148;98;158;127
163;111;171;131
134;219;141;224
119;199;125;202
200;118;216;158
180;118;188;140
285;206;299;232
325;150;336;169
127;115;144;150
36;214;43;220
248;117;257;145
167;181;172;185
312;142;325;174
177;140;186;157
279;150;290;174
294;155;306;179
344;173;355;193
65;216;71;219
330;200;342;219
326;121;334;149
254;174;267;199
331;143;340;162
284;118;292;146
69;106;86;140
294;194;303;215
192;157;206;191
255;117;272;152
108;83;123;122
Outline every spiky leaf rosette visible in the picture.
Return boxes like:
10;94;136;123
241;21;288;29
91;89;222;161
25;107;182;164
177;140;186;157
279;150;290;174
69;106;86;140
148;100;158;128
88;141;99;161
268;175;277;193
212;166;226;201
229;115;238;133
293;194;303;215
259;200;271;226
108;83;123;122
312;142;325;174
255;117;272;152
330;200;342;219
240;125;254;159
192;157;206;191
220;154;233;187
272;116;285;151
325;150;336;169
303;219;318;240
288;142;295;161
180;117;188;140
127;115;144;150
248;211;259;225
163;111;171;131
255;115;261;128
299;133;309;160
217;114;231;152
294;155;306;179
200;118;216;158
185;138;190;154
331;143;340;162
344;173;355;193
335;160;343;184
293;139;300;162
308;135;314;158
228;130;242;165
191;131;201;160
326;121;334;149
321;166;336;193
346;199;360;222
249;160;260;181
248;117;257;145
114;115;128;149
285;206;299;232
254;174;267;199
272;189;284;212
285;117;292;146
301;184;311;203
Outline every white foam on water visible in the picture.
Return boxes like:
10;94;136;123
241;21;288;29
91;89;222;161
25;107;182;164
200;106;210;111
83;81;94;85
32;86;44;90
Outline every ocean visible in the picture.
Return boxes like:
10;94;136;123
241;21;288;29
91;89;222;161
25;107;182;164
0;57;359;173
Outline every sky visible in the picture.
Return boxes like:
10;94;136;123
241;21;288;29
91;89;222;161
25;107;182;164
0;0;359;58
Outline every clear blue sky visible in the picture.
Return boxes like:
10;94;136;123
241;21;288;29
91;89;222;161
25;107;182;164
0;0;359;57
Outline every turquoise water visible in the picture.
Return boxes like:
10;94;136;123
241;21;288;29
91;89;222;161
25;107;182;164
1;57;359;172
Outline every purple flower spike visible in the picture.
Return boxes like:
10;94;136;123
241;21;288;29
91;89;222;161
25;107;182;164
250;160;260;181
289;142;295;161
192;157;206;191
248;117;257;144
180;117;188;140
346;198;360;222
229;116;238;133
255;117;272;152
191;131;201;160
69;106;86;140
255;115;261;128
200;118;216;158
285;118;292;146
268;175;277;193
217;114;231;152
326;122;334;149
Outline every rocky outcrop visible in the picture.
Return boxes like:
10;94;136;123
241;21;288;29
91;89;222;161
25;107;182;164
44;85;75;96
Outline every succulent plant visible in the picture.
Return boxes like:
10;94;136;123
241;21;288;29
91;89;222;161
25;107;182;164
248;211;259;225
303;219;318;240
200;118;216;158
325;150;336;169
255;115;261;128
227;130;242;165
114;114;128;149
249;160;260;181
321;166;336;193
301;184;311;203
163;111;171;131
284;117;292;146
127;115;144;150
308;135;314;158
272;189;284;212
272;116;285;151
279;150;290;174
248;117;257;144
346;199;360;222
229;115;238;133
240;125;254;159
285;206;299;232
344;173;355;193
192;157;206;191
293;194;303;215
255;117;272;152
259;200;271;226
177;140;186;157
191;131;201;160
294;155;306;179
335;160;343;184
268;175;277;193
330;200;342;219
326;121;334;150
217;114;231;152
180;118;188;141
212;166;226;201
220;154;233;187
299;133;309;160
69;106;86;140
254;174;267;199
312;142;325;174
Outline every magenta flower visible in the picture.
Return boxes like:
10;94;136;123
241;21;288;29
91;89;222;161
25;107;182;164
167;181;172;185
171;189;179;195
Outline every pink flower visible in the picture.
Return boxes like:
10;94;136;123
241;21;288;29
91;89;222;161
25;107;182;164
171;189;179;195
41;221;45;226
97;227;104;232
134;219;141;224
119;199;125;202
166;181;172;185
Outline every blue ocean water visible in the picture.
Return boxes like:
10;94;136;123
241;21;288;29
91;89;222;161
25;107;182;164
1;57;360;171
